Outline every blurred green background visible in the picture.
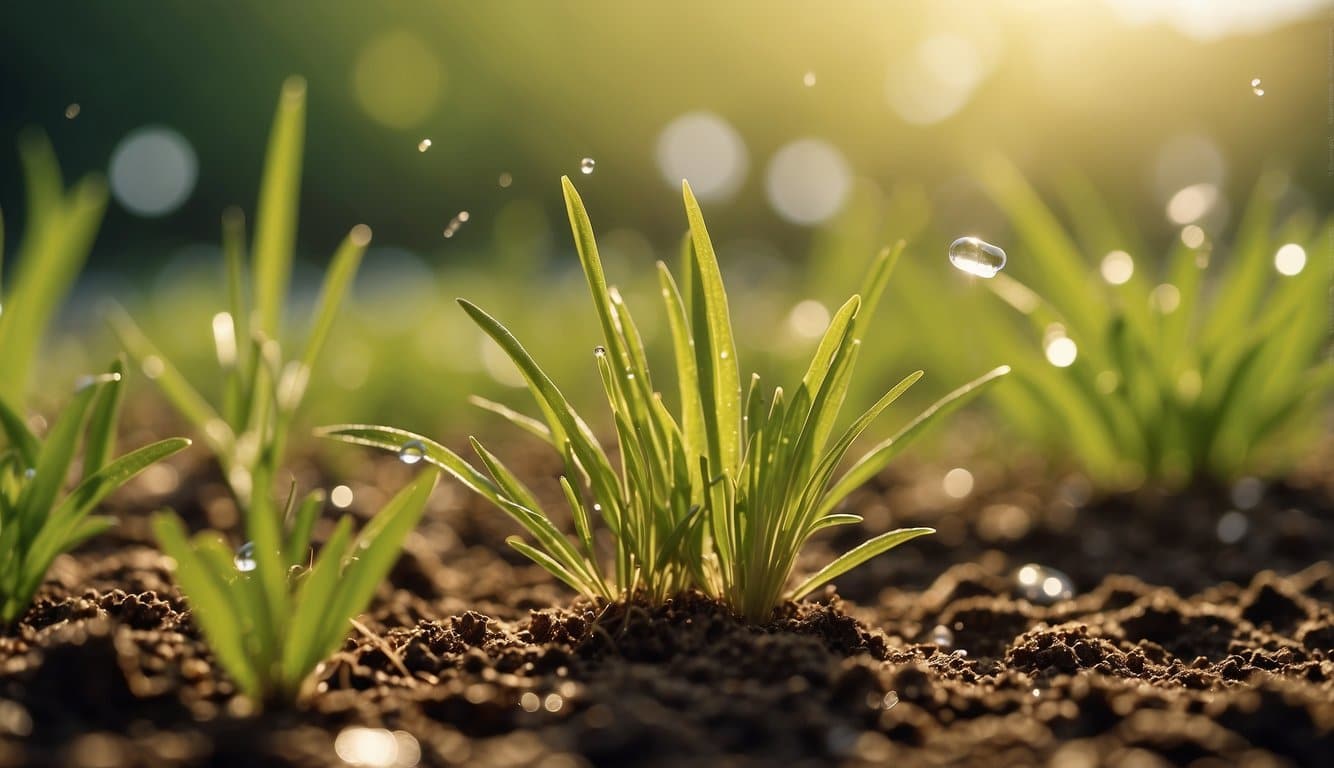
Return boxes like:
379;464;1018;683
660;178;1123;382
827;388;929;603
1;0;1328;443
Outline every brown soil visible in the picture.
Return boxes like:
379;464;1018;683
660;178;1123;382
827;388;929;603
1;443;1330;767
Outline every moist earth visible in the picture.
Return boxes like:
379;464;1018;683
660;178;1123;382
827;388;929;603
0;445;1330;767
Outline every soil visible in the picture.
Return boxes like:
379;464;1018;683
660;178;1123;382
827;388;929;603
1;438;1331;767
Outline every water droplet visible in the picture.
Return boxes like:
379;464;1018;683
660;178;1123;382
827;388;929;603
1250;78;1264;96
593;345;607;358
1013;563;1074;605
580;157;596;175
442;211;470;239
417;139;432;152
1216;510;1248;544
948;237;1006;278
398;440;426;465
802;71;817;87
65;103;81;119
882;690;899;709
719;350;730;360
23;468;36;481
929;624;954;648
234;541;257;572
498;171;513;188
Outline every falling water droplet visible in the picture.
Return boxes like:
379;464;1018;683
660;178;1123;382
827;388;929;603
398;440;426;465
1250;78;1264;96
929;624;954;648
1013;563;1075;605
417;139;432;152
442;211;470;239
580;157;596;175
948;237;1006;278
65;103;81;119
803;71;817;87
234;541;257;573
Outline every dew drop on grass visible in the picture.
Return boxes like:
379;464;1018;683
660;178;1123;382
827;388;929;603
948;237;1006;278
23;468;35;481
398;440;426;465
1014;563;1074;605
234;541;257;572
417;139;432;152
1250;78;1264;96
929;624;954;648
580;157;596;175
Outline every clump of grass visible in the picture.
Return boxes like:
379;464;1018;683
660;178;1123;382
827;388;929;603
0;131;108;410
106;77;426;706
152;467;437;704
322;178;1007;621
109;76;368;514
0;361;189;622
975;158;1330;488
0;132;179;623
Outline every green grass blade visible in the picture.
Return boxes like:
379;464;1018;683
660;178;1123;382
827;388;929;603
0;397;39;467
658;263;706;473
251;76;306;339
468;396;553;445
788;527;934;601
313;469;437;667
281;515;353;692
292;225;369;399
81;359;126;480
315;424;504;505
682;181;742;475
284;489;324;569
17;380;102;542
107;305;233;456
153;514;259;698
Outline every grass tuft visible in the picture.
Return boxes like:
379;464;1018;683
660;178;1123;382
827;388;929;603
320;178;1007;621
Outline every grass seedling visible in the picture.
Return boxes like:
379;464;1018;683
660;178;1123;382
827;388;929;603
0;131;108;410
109;76;368;515
152;468;438;705
0;131;173;623
321;178;1008;621
974;158;1331;488
0;361;190;622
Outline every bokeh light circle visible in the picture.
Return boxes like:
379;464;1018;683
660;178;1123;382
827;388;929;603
109;126;198;217
655;111;748;202
352;31;443;128
764;139;851;225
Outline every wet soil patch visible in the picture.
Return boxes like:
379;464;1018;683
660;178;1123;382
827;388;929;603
0;447;1329;766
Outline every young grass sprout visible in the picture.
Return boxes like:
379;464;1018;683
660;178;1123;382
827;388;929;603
109;76;369;515
974;158;1331;488
153;468;438;704
321;178;1008;622
0;362;189;622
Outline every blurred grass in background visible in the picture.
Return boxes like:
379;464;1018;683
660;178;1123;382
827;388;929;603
1;1;1327;462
